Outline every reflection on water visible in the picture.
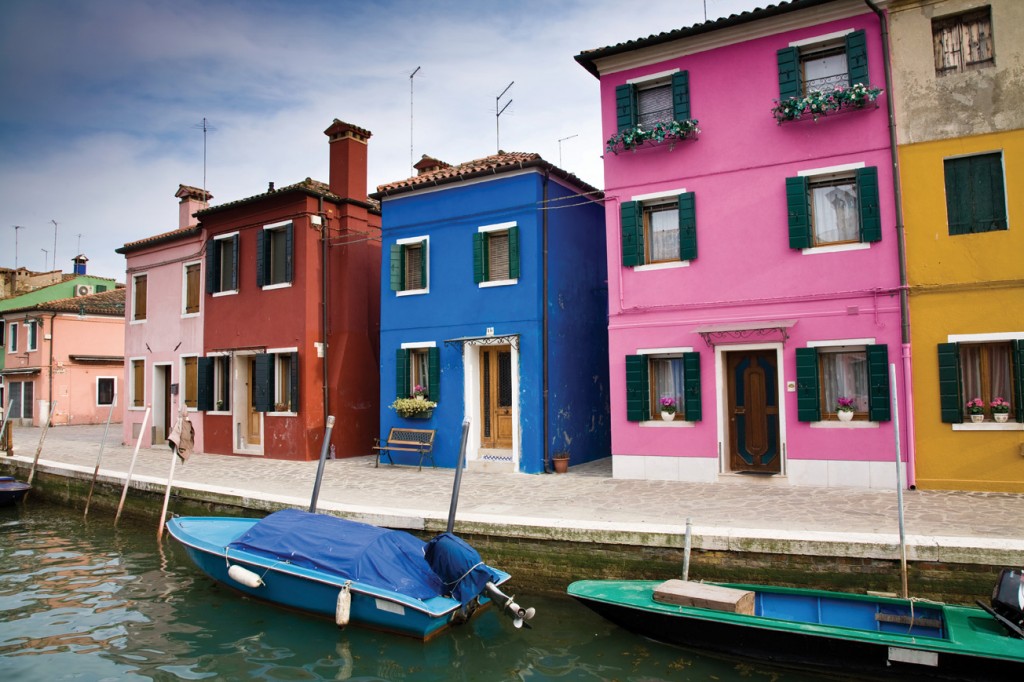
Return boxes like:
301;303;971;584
1;503;833;681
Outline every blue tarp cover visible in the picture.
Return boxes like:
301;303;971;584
425;533;500;606
228;509;445;600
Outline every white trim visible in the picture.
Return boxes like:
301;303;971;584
395;235;429;295
212;290;238;297
948;331;1024;343
26;320;38;352
396;235;429;246
179;354;200;411
801;242;871;256
626;68;679;85
798;161;865;177
478;278;518;288
396;289;428;296
953;422;1024;432
6;322;16;353
266;346;298;355
462;339;520;470
640;420;696;428
942;149;1004;162
261;282;292;291
181;260;202;318
478;221;517;233
400;341;437;349
128;356;146;411
214;230;239;241
789;28;854;48
631;188;686;203
635;260;690;272
95;376;117;408
811;420;879;429
807;338;875;348
131;272;148;325
263;220;292;231
636;346;693;355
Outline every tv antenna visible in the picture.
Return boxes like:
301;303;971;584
51;219;58;272
496;81;513;154
12;225;25;268
77;233;83;254
410;66;421;176
192;118;217;198
41;248;49;271
558;134;578;167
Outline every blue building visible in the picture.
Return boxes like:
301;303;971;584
371;152;609;473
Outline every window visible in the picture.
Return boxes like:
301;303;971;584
206;233;239;294
390;237;428;293
778;30;868;99
787;166;880;249
131;359;145;408
8;323;17;353
933;8;993;75
474;224;520;284
621;193;697;266
197;355;232;411
182;356;198;409
939;339;1023;423
396;345;439;399
624;351;702;422
97;377;116;406
796;344;890;422
944;152;1006;235
6;381;33;419
249;351;298;413
27;321;38;351
615;70;691;131
184;262;201;315
257;221;293;287
0;322;4;346
132;274;148;321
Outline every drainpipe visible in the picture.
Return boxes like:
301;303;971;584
48;313;56;426
542;170;551;473
865;0;915;488
319;197;330;426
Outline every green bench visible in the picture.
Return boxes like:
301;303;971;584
373;428;436;470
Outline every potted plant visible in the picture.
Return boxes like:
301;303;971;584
966;398;985;423
412;384;428;400
659;397;677;421
390;396;436;419
552;452;570;474
991;397;1011;423
835;397;856;422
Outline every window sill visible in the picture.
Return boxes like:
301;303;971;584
130;319;147;325
213;290;239;297
811;420;879;429
639;420;695;428
208;410;230;415
952;422;1023;431
479;278;518;288
634;261;690;272
268;410;297;417
396;288;428;297
261;282;292;291
800;242;870;256
181;312;200;319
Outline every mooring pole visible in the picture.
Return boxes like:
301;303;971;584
84;394;117;518
446;419;471;534
309;415;336;513
889;363;909;599
115;406;151;526
682;517;693;581
27;401;58;485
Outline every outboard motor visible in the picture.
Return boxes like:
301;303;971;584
991;568;1024;635
484;581;536;629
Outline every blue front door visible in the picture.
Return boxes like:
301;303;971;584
727;350;780;474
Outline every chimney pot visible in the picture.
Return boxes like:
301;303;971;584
324;119;372;199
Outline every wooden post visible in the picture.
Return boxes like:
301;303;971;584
27;401;58;484
115;406;150;526
84;393;118;518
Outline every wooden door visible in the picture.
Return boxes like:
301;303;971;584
726;350;781;474
480;346;513;449
246;357;261;446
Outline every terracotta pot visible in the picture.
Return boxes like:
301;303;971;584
553;456;569;473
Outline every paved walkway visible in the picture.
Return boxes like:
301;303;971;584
4;424;1024;564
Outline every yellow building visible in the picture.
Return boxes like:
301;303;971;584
891;0;1024;491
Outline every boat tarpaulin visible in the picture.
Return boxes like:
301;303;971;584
228;509;445;599
425;532;501;607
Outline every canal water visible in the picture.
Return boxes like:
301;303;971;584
1;503;839;681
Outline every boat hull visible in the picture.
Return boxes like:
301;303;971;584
0;477;30;506
168;516;509;640
569;580;1024;681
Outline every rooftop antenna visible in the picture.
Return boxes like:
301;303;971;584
41;248;49;271
496;81;513;154
703;0;708;21
192;118;217;201
558;134;578;167
12;225;25;269
50;219;58;272
410;66;421;176
77;233;83;254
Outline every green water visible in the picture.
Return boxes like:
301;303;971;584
0;503;834;681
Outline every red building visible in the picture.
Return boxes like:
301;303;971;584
196;120;380;460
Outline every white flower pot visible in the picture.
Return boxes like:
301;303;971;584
994;413;1009;423
837;411;853;422
661;411;675;421
970;414;984;423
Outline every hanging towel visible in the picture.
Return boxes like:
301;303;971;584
167;410;195;463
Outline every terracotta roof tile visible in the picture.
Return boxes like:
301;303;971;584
3;287;125;316
196;177;379;217
119;226;201;253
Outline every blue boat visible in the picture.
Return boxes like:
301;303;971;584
167;508;529;640
0;476;31;506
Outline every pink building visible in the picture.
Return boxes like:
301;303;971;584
577;0;910;488
116;186;210;449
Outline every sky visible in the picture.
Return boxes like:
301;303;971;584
0;0;765;282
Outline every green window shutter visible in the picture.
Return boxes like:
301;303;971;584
253;354;273;413
419;239;427;287
937;343;962;423
96;285;107;293
508;226;520;279
389;244;403;291
671;70;691;121
284;223;294;284
777;46;801;100
428;347;440;401
786;176;811;249
866;344;890;422
620;201;643;267
472;232;487;283
625;354;650;422
857;167;882;243
973;153;1008;232
796;347;820;422
395;348;410;398
1013;340;1024;423
197;357;213;411
230;236;238;291
846;30;869;86
289;351;299;413
256;230;266;288
615;84;637;131
677;192;697;261
683;352;702;422
944;159;971;235
205;241;218;294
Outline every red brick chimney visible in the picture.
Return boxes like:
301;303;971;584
324;119;372;200
175;185;212;229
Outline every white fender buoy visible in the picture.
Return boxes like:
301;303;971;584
336;582;352;628
228;564;264;588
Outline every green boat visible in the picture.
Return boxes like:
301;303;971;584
568;569;1024;680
